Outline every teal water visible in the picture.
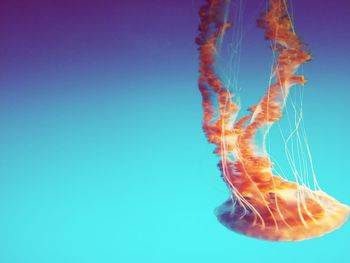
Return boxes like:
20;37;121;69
0;0;349;262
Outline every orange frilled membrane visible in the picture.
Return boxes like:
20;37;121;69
197;0;349;241
216;174;350;241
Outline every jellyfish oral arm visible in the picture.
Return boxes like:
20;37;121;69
196;0;349;241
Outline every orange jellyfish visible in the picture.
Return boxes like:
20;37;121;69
196;0;349;241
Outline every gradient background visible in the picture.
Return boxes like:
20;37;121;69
0;0;349;262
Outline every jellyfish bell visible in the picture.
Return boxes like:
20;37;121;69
215;182;350;241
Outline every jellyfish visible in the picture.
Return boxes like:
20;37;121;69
196;0;349;241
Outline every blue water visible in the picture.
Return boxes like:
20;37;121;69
0;0;349;262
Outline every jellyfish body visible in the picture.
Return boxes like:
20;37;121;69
216;182;349;241
196;0;349;241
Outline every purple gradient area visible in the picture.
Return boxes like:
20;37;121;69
1;0;349;89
